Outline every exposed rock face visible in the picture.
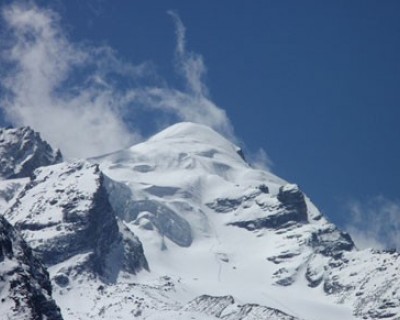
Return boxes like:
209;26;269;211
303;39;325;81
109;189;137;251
277;184;308;222
183;295;235;317
184;295;300;320
0;215;63;319
4;161;148;278
0;127;62;179
309;225;355;258
226;184;309;231
221;304;299;320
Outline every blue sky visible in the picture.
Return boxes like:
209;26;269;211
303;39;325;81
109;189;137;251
0;0;399;249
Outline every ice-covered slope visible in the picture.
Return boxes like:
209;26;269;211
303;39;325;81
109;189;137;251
0;127;62;179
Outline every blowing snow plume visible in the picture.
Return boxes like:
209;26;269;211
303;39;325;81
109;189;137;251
345;196;400;250
0;3;234;158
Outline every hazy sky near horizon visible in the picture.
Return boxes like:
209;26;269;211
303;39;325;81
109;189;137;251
0;0;399;250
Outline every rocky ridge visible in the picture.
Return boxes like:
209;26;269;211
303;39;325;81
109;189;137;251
0;127;62;180
0;214;63;319
4;161;149;279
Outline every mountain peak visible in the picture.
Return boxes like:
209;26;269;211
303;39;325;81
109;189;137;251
150;122;224;139
148;122;237;151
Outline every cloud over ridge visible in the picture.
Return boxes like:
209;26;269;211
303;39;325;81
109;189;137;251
0;3;233;158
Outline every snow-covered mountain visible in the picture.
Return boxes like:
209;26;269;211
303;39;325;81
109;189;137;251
0;122;399;319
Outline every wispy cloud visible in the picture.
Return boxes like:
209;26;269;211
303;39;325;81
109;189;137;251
344;196;400;250
248;148;273;171
0;3;235;158
168;10;208;97
134;11;234;138
0;3;142;158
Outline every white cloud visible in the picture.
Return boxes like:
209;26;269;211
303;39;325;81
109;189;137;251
0;3;141;158
344;196;400;250
0;3;269;169
248;148;273;171
168;10;208;97
151;10;234;137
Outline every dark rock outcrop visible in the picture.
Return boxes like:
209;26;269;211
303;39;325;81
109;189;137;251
183;295;300;320
5;161;148;278
277;184;308;223
223;184;309;231
0;215;63;319
309;226;355;258
184;295;234;317
221;303;299;320
0;127;62;179
207;197;243;213
229;209;307;231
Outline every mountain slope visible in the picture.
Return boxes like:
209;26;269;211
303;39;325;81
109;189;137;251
1;122;399;319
